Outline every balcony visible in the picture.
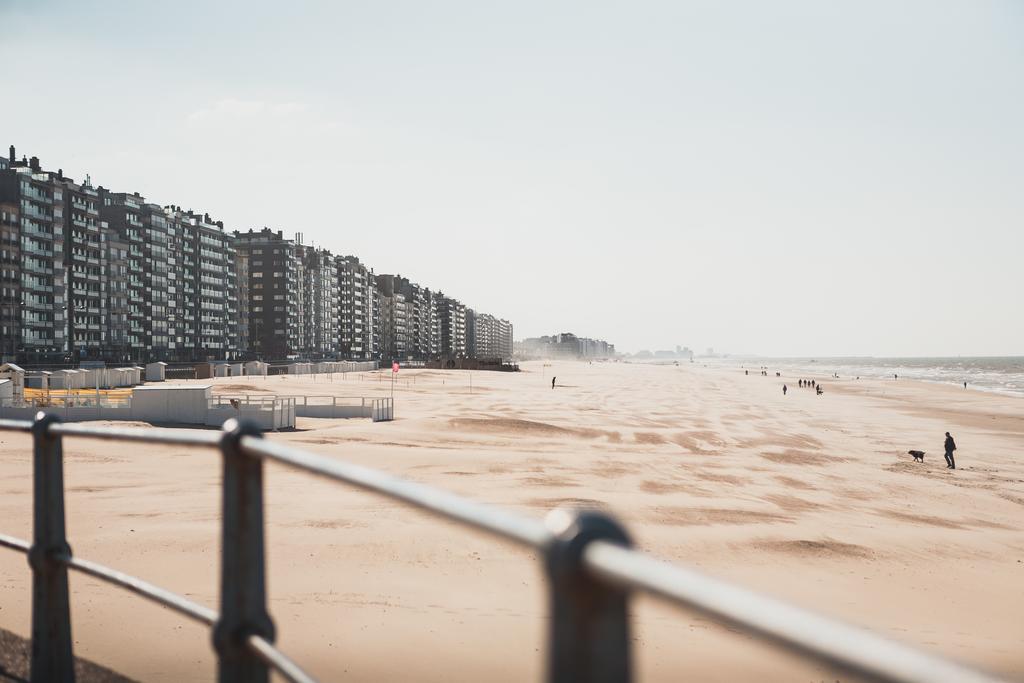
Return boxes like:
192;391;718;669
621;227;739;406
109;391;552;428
21;224;55;240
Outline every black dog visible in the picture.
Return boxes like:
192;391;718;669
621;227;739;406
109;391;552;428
908;450;925;462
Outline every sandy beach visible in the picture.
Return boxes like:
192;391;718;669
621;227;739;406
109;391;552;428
0;361;1021;681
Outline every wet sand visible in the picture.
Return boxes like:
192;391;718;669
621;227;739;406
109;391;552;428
0;361;1021;681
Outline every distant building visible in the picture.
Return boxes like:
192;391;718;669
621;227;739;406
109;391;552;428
2;144;516;366
337;255;377;360
437;294;467;359
0;149;69;364
375;274;409;361
101;195;237;362
468;310;513;360
235;228;300;359
517;332;612;360
296;240;339;357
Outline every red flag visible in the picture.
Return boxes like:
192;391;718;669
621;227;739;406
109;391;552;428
392;361;399;374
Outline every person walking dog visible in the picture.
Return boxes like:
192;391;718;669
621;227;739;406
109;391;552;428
944;431;957;470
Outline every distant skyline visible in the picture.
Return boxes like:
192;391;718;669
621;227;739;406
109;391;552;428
3;0;1022;356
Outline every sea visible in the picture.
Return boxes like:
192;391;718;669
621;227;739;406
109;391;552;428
720;356;1024;398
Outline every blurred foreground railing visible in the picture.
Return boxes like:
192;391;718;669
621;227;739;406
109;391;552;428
0;414;1006;683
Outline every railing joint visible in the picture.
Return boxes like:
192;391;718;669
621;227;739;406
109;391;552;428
543;508;633;683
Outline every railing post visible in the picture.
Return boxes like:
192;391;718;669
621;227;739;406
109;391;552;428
214;418;275;683
543;508;632;683
28;411;75;683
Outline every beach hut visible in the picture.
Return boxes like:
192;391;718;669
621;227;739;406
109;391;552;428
230;363;244;377
49;369;75;390
25;371;51;391
77;368;98;389
0;378;12;404
244;360;268;376
146;361;167;382
0;363;25;399
70;369;89;390
214;364;229;378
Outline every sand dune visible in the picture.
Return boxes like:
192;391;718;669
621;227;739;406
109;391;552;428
0;360;1021;681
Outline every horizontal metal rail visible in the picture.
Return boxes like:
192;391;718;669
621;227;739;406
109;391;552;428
0;533;31;553
0;414;1008;683
246;635;317;683
56;552;218;627
0;418;32;432
49;422;223;447
0;532;314;683
583;541;1000;683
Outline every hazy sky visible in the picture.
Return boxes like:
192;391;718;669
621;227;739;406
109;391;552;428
3;0;1022;356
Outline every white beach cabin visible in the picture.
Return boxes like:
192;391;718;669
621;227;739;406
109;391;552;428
244;361;268;376
0;363;26;400
146;362;168;382
25;371;51;391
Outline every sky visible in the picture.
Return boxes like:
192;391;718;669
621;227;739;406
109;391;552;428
2;0;1022;356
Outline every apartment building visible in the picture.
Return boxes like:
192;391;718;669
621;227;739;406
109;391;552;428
0;149;68;365
102;231;132;363
296;241;339;357
337;255;376;360
2;146;516;366
467;311;514;360
376;274;441;360
437;294;467;359
99;191;148;360
496;317;514;359
422;288;442;359
517;333;613;360
235;228;300;359
101;194;239;362
375;274;409;361
189;210;238;360
62;176;105;361
235;246;250;356
0;192;20;361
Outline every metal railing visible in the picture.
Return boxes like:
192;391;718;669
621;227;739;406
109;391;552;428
0;412;1005;683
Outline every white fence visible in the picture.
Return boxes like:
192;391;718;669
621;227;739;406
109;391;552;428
269;395;379;419
208;396;296;431
1;391;392;427
268;361;379;376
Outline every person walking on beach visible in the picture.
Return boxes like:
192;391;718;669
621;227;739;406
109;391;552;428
782;384;787;396
551;376;556;390
944;432;957;469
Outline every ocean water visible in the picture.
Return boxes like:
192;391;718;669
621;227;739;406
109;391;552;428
725;357;1024;398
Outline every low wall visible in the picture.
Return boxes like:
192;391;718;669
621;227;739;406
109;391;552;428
275;396;377;419
206;405;291;431
295;404;370;419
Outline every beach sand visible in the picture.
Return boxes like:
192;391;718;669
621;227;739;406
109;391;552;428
0;361;1021;681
